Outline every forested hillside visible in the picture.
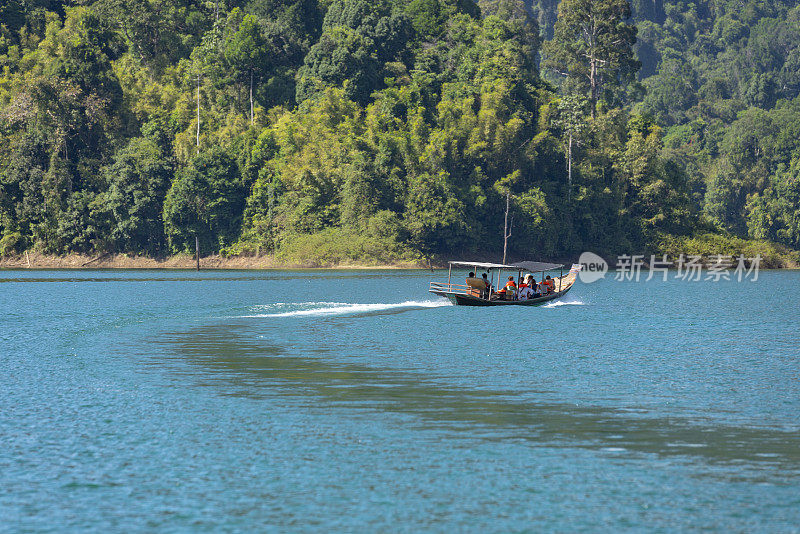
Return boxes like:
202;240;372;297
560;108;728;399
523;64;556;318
1;0;799;265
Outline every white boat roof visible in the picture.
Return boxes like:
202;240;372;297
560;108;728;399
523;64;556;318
513;261;565;272
449;260;564;271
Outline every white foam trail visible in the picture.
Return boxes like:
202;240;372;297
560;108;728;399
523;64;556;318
542;300;586;308
248;302;347;310
242;300;451;318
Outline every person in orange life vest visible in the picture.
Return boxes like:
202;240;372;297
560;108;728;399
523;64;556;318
520;273;534;289
517;274;534;300
497;276;517;299
543;275;555;293
539;280;550;296
516;274;530;298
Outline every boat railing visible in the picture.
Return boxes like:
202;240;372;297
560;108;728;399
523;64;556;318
429;281;475;296
430;281;492;298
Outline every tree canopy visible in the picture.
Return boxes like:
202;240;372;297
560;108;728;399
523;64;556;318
0;0;799;265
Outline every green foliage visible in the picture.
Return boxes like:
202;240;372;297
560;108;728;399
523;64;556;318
404;171;468;252
747;157;800;249
295;0;412;104
275;226;421;266
95;0;210;69
224;9;272;122
97;137;174;254
0;0;26;35
225;11;271;79
163;146;246;253
657;233;800;268
542;0;640;113
0;0;798;265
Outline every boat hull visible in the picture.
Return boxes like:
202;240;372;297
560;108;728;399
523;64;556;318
430;285;573;306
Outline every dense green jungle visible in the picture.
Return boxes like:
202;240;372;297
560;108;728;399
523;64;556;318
2;0;800;266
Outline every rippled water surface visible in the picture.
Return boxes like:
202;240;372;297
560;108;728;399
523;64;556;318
2;269;799;531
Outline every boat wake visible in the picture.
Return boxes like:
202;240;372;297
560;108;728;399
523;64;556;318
542;299;586;308
242;300;452;318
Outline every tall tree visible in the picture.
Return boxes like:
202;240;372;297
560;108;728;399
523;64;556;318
543;0;639;116
96;137;174;254
187;22;223;152
295;0;411;104
553;94;587;200
163;146;247;253
224;10;271;125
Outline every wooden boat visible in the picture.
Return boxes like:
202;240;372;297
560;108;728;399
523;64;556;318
429;261;581;306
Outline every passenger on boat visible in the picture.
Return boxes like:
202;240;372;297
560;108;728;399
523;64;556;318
481;273;491;289
498;276;517;300
518;280;534;300
537;280;549;295
529;278;541;297
544;275;555;293
516;274;531;299
465;272;484;297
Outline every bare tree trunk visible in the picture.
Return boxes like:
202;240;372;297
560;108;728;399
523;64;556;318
502;191;511;264
268;177;274;222
249;70;254;126
196;74;200;152
590;56;597;118
589;16;598;118
567;132;573;201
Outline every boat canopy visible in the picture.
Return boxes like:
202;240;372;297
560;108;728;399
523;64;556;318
448;261;515;269
448;260;564;271
511;261;564;272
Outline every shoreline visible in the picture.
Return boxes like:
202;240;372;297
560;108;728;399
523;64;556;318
2;251;798;271
0;252;430;270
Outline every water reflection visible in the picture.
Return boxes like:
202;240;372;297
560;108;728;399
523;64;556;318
159;323;800;470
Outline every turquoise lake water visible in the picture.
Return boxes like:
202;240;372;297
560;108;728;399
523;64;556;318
1;269;799;531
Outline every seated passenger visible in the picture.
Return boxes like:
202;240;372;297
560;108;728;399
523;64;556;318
499;276;517;300
529;278;541;297
465;271;483;297
544;275;555;293
516;274;530;299
517;284;533;300
537;281;549;295
481;273;491;298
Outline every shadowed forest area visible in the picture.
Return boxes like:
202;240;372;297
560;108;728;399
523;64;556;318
1;0;800;266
